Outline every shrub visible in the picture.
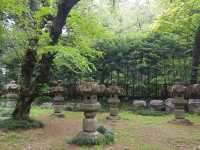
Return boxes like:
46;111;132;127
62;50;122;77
70;125;115;146
0;119;44;130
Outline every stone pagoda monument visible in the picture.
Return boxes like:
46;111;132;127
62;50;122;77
6;80;19;108
51;80;65;117
169;80;192;125
106;85;121;120
72;82;105;144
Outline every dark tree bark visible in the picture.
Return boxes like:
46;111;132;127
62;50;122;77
50;0;80;44
191;26;200;84
12;38;38;120
12;49;55;120
12;0;80;120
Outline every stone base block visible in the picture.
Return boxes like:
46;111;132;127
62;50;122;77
188;99;200;114
168;119;193;126
133;100;147;109
54;112;65;118
110;108;119;116
149;100;165;111
174;109;185;119
83;118;96;132
54;105;64;113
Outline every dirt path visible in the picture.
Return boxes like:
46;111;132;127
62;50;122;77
22;116;81;150
5;114;200;150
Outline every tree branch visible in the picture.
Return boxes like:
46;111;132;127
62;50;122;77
50;0;80;44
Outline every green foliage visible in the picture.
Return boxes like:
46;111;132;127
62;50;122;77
153;0;200;45
30;106;53;117
35;96;52;105
0;119;43;130
37;83;50;94
70;125;115;146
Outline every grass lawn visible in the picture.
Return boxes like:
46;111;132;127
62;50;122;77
0;106;200;150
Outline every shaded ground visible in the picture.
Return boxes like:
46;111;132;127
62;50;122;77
1;109;200;150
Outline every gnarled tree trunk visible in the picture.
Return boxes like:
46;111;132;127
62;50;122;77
12;0;80;120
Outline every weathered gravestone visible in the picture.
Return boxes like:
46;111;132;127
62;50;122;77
51;80;65;117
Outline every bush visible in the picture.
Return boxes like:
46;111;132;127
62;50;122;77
97;125;115;144
0;119;44;130
70;125;115;146
0;107;12;118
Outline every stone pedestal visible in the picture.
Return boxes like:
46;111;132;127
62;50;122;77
168;84;192;125
5;81;19;108
107;95;120;120
174;97;186;119
72;82;105;144
51;80;65;117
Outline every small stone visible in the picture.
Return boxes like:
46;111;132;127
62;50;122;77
165;98;175;113
188;99;200;114
133;100;147;109
149;100;164;111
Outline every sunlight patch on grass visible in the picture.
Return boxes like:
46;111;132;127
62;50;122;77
30;106;53;117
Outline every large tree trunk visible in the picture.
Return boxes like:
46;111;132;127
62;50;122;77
12;0;80;120
12;97;32;120
191;26;200;84
12;49;55;120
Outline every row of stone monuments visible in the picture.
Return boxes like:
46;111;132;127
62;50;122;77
133;84;200;113
133;83;200;125
2;80;200;147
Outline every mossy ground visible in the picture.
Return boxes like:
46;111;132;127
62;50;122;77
0;106;200;150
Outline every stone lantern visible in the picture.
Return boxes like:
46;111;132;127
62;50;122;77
51;80;65;117
169;82;192;125
72;82;104;143
6;80;19;108
106;85;121;120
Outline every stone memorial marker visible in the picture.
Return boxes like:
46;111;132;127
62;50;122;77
51;80;65;117
72;82;104;143
6;80;19;108
169;82;192;125
106;85;121;120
